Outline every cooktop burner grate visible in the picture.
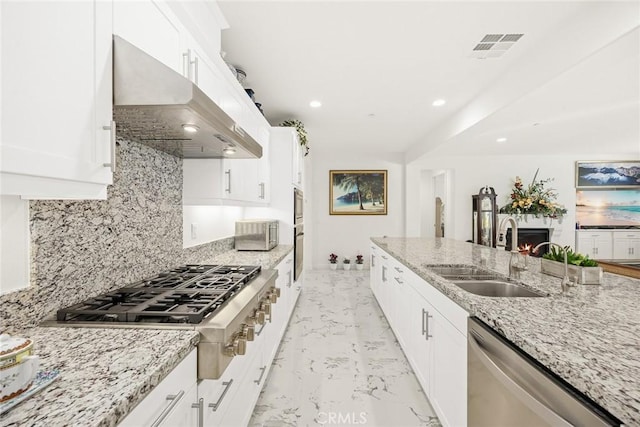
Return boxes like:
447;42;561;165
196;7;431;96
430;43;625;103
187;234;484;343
55;265;261;324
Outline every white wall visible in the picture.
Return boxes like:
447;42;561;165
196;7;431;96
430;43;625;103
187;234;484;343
182;205;245;248
406;152;638;248
0;196;30;294
310;149;405;269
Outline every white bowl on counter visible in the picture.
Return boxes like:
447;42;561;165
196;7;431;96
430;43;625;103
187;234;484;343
1;334;40;402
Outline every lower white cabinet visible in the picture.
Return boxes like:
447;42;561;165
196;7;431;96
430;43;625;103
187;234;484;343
575;230;613;260
119;350;199;427
369;243;468;427
612;230;640;260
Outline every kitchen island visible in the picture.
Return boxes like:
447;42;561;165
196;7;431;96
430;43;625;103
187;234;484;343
371;236;640;425
0;245;293;427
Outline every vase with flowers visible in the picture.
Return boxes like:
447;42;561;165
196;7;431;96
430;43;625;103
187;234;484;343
355;254;364;270
343;258;351;271
499;169;567;218
329;253;338;270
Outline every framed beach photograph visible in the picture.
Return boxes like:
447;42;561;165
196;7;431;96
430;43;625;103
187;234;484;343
575;161;640;189
330;170;387;215
576;190;640;226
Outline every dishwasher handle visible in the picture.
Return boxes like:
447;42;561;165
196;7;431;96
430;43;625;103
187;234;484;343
468;331;573;427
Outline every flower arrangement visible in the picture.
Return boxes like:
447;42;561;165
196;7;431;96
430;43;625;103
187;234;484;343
355;254;364;264
328;253;338;264
343;258;351;264
500;169;567;218
279;119;309;156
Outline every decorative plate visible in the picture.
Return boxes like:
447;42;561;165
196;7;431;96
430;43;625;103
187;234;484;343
0;370;60;414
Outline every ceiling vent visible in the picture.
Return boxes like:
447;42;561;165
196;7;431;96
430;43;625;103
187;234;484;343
470;33;524;59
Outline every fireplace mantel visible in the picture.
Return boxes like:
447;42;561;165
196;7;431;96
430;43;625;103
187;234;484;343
498;213;564;237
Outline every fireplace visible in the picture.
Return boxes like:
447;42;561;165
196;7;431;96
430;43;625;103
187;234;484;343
505;228;550;257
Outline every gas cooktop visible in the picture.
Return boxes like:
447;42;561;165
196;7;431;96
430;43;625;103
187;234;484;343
55;264;262;324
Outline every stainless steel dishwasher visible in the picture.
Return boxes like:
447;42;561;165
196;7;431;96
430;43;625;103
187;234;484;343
468;318;622;427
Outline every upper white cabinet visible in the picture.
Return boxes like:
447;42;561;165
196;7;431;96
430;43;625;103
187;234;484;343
271;127;305;190
113;0;183;76
1;1;114;199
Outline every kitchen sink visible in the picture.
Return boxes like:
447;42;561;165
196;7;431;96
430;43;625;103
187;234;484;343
452;280;545;298
425;264;502;280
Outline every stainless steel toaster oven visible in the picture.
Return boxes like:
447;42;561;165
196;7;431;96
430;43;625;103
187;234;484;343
235;220;279;251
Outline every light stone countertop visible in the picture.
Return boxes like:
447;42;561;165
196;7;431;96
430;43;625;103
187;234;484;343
371;236;640;426
0;245;293;427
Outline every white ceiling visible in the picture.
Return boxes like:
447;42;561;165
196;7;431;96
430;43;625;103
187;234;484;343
218;1;640;159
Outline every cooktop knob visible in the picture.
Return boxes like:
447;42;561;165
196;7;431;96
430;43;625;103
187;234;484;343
267;292;277;303
249;309;265;325
272;287;281;298
224;334;247;357
241;323;255;341
260;300;272;316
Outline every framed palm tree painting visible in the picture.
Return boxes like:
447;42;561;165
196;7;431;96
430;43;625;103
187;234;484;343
330;170;387;215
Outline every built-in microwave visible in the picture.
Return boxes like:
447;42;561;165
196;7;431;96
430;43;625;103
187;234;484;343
234;220;278;251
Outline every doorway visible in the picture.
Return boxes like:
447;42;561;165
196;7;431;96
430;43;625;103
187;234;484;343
435;197;444;237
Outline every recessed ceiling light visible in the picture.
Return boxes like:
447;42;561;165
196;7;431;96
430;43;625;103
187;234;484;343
182;124;199;133
432;99;446;107
223;145;237;155
496;137;507;143
309;100;322;108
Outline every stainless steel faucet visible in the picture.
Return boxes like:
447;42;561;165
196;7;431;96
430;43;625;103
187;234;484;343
496;216;526;279
533;241;575;292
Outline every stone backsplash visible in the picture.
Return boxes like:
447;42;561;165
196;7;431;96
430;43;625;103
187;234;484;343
0;139;233;329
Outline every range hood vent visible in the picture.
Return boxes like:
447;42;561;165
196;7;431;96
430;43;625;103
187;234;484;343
113;36;262;159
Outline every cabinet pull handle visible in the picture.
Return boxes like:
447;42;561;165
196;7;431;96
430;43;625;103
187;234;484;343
191;398;204;427
256;322;267;336
191;56;199;84
371;255;375;267
254;365;267;385
381;255;388;260
424;310;433;341
150;390;185;427
259;182;265;199
394;277;403;284
102;121;116;173
421;309;427;336
382;266;387;282
225;169;231;193
208;380;233;412
394;266;403;273
182;51;191;78
287;271;292;288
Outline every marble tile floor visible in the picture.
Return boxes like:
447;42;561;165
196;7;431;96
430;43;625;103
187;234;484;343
249;270;442;427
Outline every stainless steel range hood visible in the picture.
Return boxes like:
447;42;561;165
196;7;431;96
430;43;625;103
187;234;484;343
113;36;262;159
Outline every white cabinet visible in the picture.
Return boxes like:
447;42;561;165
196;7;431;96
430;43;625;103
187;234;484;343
119;349;199;427
183;157;268;205
1;0;113;199
612;231;640;260
113;0;184;76
271;127;305;190
256;126;271;203
576;231;613;259
369;243;468;427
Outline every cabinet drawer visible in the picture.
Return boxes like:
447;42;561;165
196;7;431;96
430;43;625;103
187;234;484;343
119;349;197;426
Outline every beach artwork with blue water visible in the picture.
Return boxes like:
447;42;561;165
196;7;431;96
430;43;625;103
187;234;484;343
576;190;640;226
330;170;387;215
